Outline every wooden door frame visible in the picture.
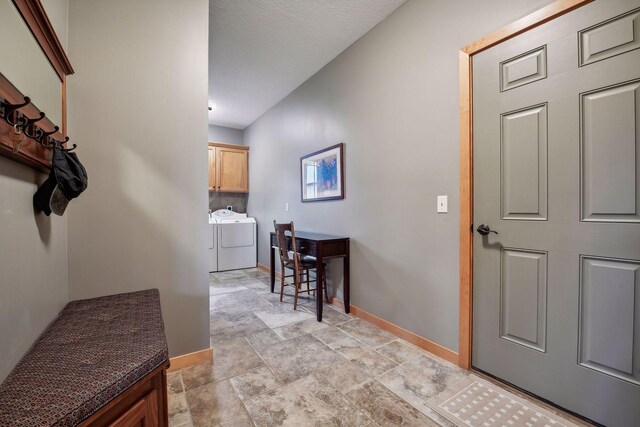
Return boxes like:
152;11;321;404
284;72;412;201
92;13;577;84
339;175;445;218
458;0;594;369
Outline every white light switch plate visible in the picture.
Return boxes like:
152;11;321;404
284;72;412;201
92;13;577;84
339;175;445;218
285;203;289;212
437;195;448;213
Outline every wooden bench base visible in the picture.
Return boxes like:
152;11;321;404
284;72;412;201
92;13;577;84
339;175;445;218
79;363;169;427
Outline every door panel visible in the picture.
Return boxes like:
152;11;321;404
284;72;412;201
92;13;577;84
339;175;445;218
473;1;640;425
580;80;640;222
219;223;255;248
501;104;548;220
208;146;216;190
579;255;640;386
216;147;248;192
500;248;548;352
500;45;548;91
109;390;158;427
579;8;640;66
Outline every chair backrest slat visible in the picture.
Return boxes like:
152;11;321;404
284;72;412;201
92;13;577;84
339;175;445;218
273;221;300;274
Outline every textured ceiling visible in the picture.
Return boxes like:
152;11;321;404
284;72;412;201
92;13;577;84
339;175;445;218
208;0;407;129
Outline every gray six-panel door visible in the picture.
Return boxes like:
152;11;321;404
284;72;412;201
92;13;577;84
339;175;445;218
472;1;640;425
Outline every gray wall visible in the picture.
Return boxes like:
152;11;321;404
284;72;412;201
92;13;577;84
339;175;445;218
208;124;244;145
0;158;69;381
0;0;69;382
66;0;210;357
245;0;551;352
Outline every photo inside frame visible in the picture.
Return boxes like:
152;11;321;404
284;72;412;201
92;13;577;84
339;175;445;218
302;147;342;200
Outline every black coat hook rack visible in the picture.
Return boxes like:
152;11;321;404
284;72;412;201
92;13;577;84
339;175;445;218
0;95;77;152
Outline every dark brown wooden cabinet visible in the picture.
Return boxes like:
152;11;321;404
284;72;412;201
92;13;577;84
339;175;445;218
79;366;168;427
108;390;158;427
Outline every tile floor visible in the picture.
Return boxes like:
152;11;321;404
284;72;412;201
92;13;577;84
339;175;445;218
167;268;585;427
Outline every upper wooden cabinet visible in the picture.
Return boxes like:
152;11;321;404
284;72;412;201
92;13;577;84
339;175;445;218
208;142;249;193
208;146;217;190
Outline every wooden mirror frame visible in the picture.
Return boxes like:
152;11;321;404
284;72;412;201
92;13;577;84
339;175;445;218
13;0;74;81
0;0;74;172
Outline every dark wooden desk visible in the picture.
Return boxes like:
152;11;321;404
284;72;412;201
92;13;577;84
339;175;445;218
270;231;350;322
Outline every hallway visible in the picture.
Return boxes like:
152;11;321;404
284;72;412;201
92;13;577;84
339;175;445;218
167;269;586;426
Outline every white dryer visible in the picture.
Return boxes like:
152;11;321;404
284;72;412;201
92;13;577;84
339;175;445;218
211;209;257;271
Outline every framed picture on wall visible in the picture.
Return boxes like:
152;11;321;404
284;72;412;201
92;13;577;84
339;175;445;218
300;143;344;202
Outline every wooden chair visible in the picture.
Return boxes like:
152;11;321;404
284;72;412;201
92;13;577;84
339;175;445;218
273;220;330;310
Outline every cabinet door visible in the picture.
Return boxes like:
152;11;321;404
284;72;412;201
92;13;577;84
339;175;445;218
216;147;248;192
109;390;158;427
208;146;217;190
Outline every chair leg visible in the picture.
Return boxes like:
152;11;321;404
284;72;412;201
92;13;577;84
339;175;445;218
306;269;311;295
293;271;300;310
324;269;330;304
279;262;285;303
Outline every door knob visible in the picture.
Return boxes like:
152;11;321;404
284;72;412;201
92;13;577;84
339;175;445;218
477;224;498;236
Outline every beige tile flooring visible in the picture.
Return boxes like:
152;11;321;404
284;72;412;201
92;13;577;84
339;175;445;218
167;268;585;427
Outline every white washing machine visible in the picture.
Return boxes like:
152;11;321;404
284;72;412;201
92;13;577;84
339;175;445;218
208;216;218;272
211;209;257;271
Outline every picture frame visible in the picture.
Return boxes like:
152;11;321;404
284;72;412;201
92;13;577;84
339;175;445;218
300;143;344;202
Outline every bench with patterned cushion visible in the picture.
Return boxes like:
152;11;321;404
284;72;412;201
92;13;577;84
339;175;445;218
0;289;169;426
